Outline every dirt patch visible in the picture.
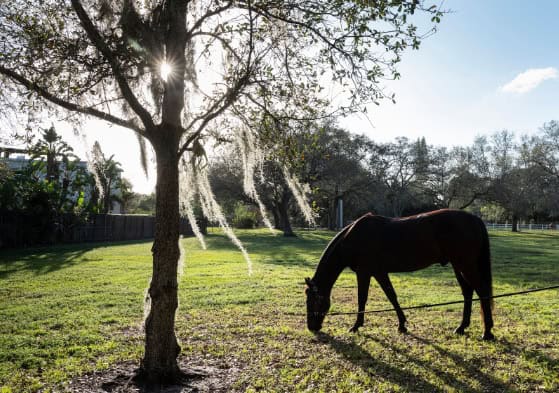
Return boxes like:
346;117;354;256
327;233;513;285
63;357;243;393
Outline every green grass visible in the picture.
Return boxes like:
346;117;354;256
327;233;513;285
0;229;558;392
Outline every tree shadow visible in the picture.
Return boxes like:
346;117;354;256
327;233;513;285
495;337;559;377
491;230;559;239
317;332;447;392
318;330;514;392
0;239;153;278
89;360;237;393
405;333;512;392
201;230;330;268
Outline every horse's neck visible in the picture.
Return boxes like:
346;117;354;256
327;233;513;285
312;254;346;295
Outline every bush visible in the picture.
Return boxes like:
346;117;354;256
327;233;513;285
232;203;258;229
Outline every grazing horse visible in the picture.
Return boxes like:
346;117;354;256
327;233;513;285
305;209;495;340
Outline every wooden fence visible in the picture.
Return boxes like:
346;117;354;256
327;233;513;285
0;212;206;248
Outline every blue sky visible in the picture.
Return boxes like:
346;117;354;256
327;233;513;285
342;0;559;146
56;0;559;194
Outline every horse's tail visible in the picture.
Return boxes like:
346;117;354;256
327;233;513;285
477;218;494;310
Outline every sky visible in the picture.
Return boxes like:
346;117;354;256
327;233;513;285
342;0;559;145
56;0;559;194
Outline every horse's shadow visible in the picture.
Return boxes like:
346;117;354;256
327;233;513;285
317;332;447;392
405;333;511;392
317;331;512;392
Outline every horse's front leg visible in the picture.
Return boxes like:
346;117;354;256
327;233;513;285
349;273;370;333
375;273;407;333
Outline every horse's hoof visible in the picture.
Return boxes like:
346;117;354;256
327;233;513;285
454;326;466;335
482;332;495;341
349;326;360;333
398;326;408;334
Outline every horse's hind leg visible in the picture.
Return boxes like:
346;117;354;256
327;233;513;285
375;273;407;333
459;268;495;341
350;273;371;333
477;291;494;340
453;267;473;335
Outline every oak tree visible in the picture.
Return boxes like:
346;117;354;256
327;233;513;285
0;0;442;383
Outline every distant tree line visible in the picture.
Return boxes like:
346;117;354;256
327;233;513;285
209;121;559;234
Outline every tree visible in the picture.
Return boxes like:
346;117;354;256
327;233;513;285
259;160;297;235
308;125;373;228
421;141;490;210
368;137;422;216
90;141;124;213
526;120;559;180
444;141;490;209
423;145;451;207
28;126;76;183
26;126;99;217
0;0;442;383
127;192;156;215
0;127;97;242
117;177;135;213
519;123;559;220
485;130;552;232
0;160;17;209
210;138;303;236
208;157;249;219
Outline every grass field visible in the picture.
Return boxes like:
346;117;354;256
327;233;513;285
0;229;558;392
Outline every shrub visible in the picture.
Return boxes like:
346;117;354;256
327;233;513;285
232;203;258;229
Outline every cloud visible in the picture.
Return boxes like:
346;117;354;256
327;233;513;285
501;67;558;93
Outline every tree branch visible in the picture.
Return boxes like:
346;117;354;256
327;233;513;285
0;65;146;136
177;1;256;158
70;0;155;130
177;71;251;158
185;1;233;40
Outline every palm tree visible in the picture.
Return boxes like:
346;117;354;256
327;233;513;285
115;178;135;213
28;126;75;183
91;141;124;213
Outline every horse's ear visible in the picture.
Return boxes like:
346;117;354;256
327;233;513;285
304;277;312;286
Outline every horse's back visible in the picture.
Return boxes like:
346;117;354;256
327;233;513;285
342;210;486;272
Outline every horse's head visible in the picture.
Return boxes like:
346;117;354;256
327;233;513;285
305;277;330;332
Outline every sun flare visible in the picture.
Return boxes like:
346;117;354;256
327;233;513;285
160;62;172;82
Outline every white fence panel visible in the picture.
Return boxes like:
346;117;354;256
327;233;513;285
484;222;557;231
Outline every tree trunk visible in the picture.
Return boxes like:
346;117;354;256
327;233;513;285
138;0;188;380
140;143;182;383
279;188;295;237
272;206;281;230
327;198;336;230
511;214;519;232
104;179;112;213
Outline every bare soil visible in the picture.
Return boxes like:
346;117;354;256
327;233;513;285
63;357;243;393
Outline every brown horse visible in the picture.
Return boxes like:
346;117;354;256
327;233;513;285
305;209;495;340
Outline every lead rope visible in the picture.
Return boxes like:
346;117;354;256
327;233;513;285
298;285;559;317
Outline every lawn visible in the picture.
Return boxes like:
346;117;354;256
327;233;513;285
0;229;558;392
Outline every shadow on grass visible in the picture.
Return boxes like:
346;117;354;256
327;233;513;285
407;333;512;392
202;230;334;269
322;331;512;392
496;337;559;377
0;239;153;278
318;332;447;392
